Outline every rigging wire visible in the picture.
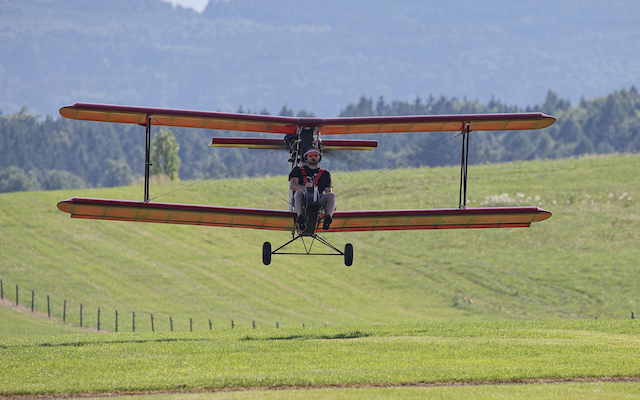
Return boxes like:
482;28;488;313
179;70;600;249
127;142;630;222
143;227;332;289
146;120;290;204
331;149;460;207
336;130;463;199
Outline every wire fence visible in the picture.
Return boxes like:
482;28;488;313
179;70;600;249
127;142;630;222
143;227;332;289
0;278;312;333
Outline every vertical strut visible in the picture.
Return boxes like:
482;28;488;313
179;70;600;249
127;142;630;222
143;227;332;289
458;124;470;209
144;116;152;202
463;124;470;208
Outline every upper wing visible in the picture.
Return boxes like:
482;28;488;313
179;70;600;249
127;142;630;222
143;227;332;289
60;103;555;134
58;198;550;232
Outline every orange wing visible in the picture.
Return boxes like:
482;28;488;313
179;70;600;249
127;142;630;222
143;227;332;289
327;207;551;232
58;198;550;232
57;198;296;231
60;103;555;134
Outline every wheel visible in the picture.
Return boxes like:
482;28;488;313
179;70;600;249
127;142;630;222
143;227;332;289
344;243;353;267
262;242;272;265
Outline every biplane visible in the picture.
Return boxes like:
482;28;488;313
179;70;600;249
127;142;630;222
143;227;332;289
57;103;556;266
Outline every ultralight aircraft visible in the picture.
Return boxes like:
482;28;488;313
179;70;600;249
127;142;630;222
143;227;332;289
57;103;556;266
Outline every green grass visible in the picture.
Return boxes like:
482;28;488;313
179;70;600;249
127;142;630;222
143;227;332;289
92;382;640;400
0;154;639;335
1;321;640;396
1;154;640;397
0;300;81;338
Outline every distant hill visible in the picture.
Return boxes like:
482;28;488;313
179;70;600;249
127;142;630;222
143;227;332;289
0;0;639;117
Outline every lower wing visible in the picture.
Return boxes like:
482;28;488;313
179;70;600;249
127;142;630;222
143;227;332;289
58;198;551;231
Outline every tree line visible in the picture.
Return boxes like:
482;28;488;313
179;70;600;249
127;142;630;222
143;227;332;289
1;87;639;193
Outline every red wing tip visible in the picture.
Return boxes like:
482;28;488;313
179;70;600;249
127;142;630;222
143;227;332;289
57;199;74;213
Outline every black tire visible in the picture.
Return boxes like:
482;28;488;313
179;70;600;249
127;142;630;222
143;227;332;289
262;242;272;265
344;243;353;267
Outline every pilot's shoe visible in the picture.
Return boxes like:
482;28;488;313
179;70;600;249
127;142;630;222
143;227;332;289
322;215;333;230
297;215;307;231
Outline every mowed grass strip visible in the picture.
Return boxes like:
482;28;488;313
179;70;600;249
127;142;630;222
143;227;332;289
91;381;640;400
1;320;639;396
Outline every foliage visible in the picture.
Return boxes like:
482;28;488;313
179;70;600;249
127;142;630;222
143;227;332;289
39;169;86;191
1;88;639;193
150;129;180;181
0;166;40;193
333;88;640;171
103;159;132;187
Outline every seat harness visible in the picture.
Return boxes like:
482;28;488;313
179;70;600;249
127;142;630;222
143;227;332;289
301;168;325;189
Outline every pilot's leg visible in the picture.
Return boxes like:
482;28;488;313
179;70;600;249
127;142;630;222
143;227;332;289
294;189;307;230
320;193;336;230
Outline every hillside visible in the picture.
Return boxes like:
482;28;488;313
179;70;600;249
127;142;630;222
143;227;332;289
1;0;639;117
1;154;638;334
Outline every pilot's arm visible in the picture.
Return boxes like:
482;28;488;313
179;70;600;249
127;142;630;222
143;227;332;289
290;177;312;192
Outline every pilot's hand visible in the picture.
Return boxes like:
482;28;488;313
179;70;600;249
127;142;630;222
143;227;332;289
305;182;313;188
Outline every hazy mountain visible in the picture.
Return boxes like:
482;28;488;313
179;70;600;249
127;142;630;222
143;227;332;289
0;0;638;117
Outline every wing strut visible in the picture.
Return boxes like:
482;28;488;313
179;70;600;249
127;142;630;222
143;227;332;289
458;124;470;209
144;116;152;202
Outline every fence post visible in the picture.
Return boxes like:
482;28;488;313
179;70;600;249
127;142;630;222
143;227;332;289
98;308;101;331
170;316;173;332
31;290;34;312
80;303;83;327
15;284;18;306
231;320;234;329
151;314;155;332
63;300;67;322
277;322;279;329
190;318;193;332
1;279;3;299
116;310;118;332
47;295;50;318
253;320;256;329
133;311;136;332
209;319;212;330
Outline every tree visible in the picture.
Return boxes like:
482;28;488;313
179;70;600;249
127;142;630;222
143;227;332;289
150;129;180;181
103;159;132;187
0;166;40;193
40;170;86;190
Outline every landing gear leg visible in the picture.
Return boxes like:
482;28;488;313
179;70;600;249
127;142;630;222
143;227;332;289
262;242;272;265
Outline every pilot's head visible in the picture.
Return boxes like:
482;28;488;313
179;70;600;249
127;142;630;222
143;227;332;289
303;147;322;165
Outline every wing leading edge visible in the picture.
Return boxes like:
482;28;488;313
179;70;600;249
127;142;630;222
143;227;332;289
57;198;551;232
60;103;555;134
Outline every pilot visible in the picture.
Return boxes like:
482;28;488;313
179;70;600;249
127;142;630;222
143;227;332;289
289;147;335;231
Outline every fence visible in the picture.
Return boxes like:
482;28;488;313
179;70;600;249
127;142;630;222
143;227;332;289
0;278;313;332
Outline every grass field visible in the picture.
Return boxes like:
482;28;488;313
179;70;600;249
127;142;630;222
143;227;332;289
1;321;640;397
1;154;638;333
1;154;639;397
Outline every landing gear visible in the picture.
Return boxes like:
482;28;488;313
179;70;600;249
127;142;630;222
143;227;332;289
263;235;353;266
262;242;272;265
344;243;353;267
